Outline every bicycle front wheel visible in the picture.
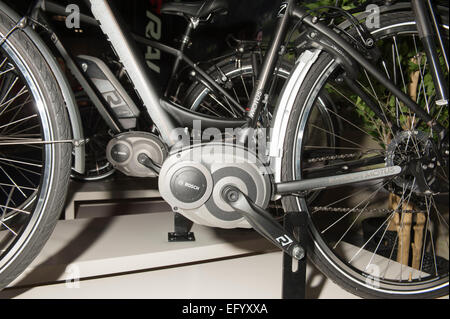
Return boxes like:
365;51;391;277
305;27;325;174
0;10;71;289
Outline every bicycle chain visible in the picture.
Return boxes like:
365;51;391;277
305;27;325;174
306;152;423;214
311;206;424;214
307;152;361;163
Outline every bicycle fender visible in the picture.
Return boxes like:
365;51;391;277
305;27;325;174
269;49;322;191
0;2;85;173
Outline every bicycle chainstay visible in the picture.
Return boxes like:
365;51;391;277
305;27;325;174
305;151;424;215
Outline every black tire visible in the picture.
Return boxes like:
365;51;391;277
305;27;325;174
0;11;71;289
282;11;449;298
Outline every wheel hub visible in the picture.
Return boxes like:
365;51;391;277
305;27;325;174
386;130;443;196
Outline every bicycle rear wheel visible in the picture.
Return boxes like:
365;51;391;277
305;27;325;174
183;54;291;123
282;10;449;298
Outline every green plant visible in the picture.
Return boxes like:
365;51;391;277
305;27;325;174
303;0;362;11
349;39;449;147
302;1;449;146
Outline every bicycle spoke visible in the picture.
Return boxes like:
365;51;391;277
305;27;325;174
0;76;18;106
327;83;386;138
0;165;26;197
0;185;16;211
199;101;222;117
0;182;36;191
0;157;42;168
325;106;386;146
232;87;241;105
333;198;374;249
0;114;37;131
309;124;373;151
311;180;385;214
349;179;415;272
0;88;28;119
0;204;30;216
321;179;392;234
240;74;250;100
0;160;42;177
430;196;449;230
207;93;237;118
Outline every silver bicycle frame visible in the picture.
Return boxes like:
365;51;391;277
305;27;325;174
89;0;179;146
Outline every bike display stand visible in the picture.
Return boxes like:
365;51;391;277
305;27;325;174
168;210;308;297
168;212;196;242
282;212;308;299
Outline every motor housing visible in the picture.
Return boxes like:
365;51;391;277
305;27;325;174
106;132;167;177
159;143;272;229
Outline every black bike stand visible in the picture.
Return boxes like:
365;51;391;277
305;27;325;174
282;212;308;299
168;212;196;242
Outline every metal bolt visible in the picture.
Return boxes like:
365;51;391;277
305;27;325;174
292;245;305;260
310;32;317;38
365;38;374;47
18;17;28;29
227;190;239;202
422;164;428;170
81;63;88;72
311;16;318;24
428;163;435;169
445;150;449;156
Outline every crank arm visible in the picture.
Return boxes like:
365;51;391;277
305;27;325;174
138;153;161;174
222;186;305;260
275;166;402;196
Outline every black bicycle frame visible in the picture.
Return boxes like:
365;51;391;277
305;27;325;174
230;0;448;140
288;1;447;135
153;0;448;138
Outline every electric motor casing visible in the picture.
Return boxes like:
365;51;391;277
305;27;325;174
159;143;272;229
106;132;167;177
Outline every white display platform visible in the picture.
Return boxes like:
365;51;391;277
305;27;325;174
6;212;276;288
0;251;359;299
64;178;161;220
0;210;445;299
0;210;361;299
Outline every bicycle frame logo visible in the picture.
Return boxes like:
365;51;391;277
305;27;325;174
276;235;294;247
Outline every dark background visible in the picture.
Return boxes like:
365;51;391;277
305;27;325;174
4;0;283;89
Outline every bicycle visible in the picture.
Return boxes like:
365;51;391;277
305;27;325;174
0;0;447;298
